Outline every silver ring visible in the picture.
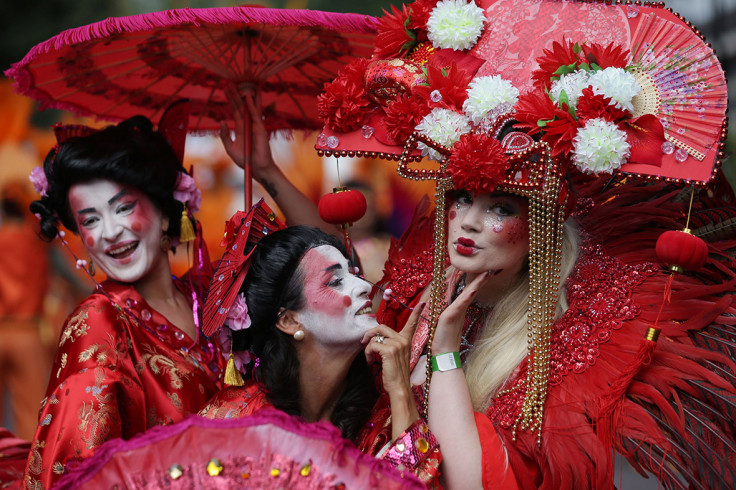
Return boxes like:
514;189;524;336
374;335;385;344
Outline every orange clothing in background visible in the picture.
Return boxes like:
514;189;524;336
0;220;51;441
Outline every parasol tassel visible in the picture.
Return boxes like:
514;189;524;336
224;351;245;387
179;209;196;243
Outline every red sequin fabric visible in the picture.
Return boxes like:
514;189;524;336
488;245;656;428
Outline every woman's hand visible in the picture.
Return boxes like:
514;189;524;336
432;271;494;354
362;303;424;439
219;84;277;181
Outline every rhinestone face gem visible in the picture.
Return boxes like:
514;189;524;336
661;141;675;154
326;136;339;149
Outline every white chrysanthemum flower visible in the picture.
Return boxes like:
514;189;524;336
587;67;640;112
426;0;486;51
462;75;519;125
549;70;590;110
572;118;630;174
415;108;471;161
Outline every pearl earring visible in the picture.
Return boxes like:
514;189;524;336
293;330;305;341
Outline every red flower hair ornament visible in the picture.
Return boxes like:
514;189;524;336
446;132;511;194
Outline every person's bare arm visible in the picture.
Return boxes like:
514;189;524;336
220;86;338;235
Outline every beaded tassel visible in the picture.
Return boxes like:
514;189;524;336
179;208;196;243
422;176;453;419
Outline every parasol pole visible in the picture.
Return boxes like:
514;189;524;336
243;96;253;210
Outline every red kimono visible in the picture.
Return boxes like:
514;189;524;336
23;279;224;490
378;181;736;489
200;382;442;487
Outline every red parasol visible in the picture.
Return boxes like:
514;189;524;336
5;6;378;206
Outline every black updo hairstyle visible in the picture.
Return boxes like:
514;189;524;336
232;225;378;442
30;115;188;242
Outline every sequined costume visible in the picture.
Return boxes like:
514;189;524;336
379;178;736;489
23;279;224;490
200;381;442;487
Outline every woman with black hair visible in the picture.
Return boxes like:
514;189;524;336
200;224;442;485
23;115;224;489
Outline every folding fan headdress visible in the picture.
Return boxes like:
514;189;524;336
313;0;728;438
201;200;286;384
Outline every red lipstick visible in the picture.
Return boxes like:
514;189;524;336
455;237;476;256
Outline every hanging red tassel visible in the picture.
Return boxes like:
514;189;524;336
596;327;660;476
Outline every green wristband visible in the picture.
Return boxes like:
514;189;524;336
430;352;462;372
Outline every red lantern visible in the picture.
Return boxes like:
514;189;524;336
655;229;708;273
318;187;367;225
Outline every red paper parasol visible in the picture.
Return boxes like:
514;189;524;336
53;410;424;489
5;6;378;206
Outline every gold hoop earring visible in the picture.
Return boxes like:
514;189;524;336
160;234;171;253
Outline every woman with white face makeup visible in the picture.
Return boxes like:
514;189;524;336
23;115;224;489
200;225;442;485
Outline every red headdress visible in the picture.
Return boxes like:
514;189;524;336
313;1;732;487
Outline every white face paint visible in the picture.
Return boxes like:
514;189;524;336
294;245;377;349
68;179;168;284
447;191;530;279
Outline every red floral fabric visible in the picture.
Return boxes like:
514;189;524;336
23;280;224;490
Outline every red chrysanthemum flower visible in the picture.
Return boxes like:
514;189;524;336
447;133;510;194
584;42;629;70
374;3;417;59
575;86;630;124
412;62;472;111
532;38;586;90
514;90;560;136
317;59;372;132
383;93;429;143
514;90;579;157
407;0;436;30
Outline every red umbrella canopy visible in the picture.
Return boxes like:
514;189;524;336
5;6;378;134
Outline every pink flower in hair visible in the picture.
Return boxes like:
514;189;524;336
226;293;251;332
173;173;201;213
29;167;49;197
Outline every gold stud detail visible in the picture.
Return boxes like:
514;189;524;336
206;459;223;476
